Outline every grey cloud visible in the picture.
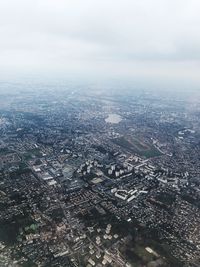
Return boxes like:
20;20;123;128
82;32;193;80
0;0;200;86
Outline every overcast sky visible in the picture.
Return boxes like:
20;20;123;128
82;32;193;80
0;0;200;88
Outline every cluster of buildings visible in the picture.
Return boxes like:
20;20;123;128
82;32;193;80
0;88;199;266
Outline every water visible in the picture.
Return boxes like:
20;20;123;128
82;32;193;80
105;113;122;124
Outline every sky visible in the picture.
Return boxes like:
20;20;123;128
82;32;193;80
0;0;200;88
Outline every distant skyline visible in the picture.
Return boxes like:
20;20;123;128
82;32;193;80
0;0;200;89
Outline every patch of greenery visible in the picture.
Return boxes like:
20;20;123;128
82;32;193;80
24;224;38;234
0;147;11;155
112;136;162;158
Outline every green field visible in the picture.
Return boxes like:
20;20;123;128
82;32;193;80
23;148;43;160
112;136;162;158
125;245;155;266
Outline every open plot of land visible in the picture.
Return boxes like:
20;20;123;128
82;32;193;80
112;136;162;158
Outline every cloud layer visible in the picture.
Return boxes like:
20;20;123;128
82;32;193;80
0;0;200;86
